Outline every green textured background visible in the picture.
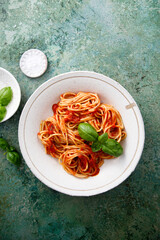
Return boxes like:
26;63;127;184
0;0;160;239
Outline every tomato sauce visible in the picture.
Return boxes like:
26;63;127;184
65;111;81;123
52;104;58;114
78;155;87;169
48;144;57;154
47;123;54;134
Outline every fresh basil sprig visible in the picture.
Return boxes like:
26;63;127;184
78;123;123;157
0;87;13;122
0;137;21;166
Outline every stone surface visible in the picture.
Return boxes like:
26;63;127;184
0;0;159;239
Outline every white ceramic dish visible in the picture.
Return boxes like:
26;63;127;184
19;49;48;78
18;71;145;196
0;67;21;123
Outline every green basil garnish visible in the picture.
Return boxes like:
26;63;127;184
98;133;108;143
78;123;123;157
0;105;7;122
6;151;21;166
0;87;13;106
91;141;102;152
101;139;123;157
0;137;21;166
0;137;10;151
9;146;16;152
78;123;99;142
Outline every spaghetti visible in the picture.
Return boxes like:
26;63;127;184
38;92;126;178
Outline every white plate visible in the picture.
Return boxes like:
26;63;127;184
0;67;21;122
18;71;145;196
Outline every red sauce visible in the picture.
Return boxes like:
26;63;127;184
47;123;54;133
48;131;53;134
49;144;57;154
72;115;81;123
65;111;81;123
110;127;119;137
80;144;91;151
52;104;58;114
92;167;100;176
78;155;87;169
76;135;81;140
65;110;70;115
89;158;96;168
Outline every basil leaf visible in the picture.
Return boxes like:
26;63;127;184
0;138;10;151
0;87;13;106
101;139;123;157
0;105;7;122
6;151;21;166
98;133;108;144
91;141;102;152
78;123;99;142
9;146;16;152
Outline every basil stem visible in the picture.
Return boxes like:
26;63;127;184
98;133;108;143
91;141;101;152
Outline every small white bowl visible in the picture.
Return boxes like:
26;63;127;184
18;71;145;196
19;49;48;78
0;67;21;123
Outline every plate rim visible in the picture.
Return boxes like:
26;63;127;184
18;71;145;196
0;67;21;122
